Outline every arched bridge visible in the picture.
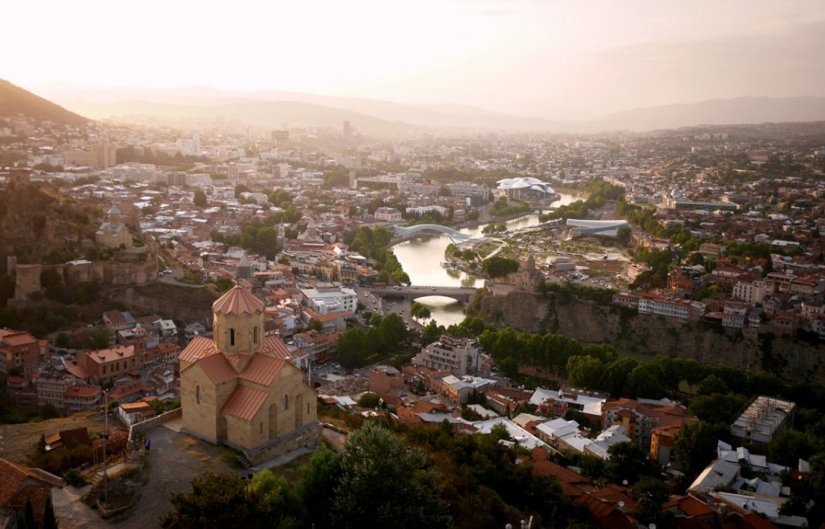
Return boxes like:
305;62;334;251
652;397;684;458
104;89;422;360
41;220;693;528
393;224;471;243
369;285;480;303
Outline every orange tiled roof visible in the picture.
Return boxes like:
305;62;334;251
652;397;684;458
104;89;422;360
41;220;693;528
240;355;286;386
0;458;60;507
533;460;590;485
221;384;268;421
64;386;101;398
261;335;292;360
1;332;38;346
194;354;237;384
676;495;715;518
212;285;264;315
178;336;218;364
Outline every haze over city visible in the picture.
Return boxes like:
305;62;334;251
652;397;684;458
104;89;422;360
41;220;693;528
4;1;825;528
4;0;825;120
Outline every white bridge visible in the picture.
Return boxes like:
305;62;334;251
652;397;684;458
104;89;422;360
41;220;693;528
392;224;472;243
565;219;628;238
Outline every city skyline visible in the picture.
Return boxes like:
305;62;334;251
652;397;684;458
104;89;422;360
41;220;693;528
3;0;825;120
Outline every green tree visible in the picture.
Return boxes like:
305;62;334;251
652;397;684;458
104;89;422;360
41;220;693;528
632;476;673;528
83;326;112;350
689;394;746;424
696;374;729;396
420;320;444;345
566;355;604;389
605;442;656;485
378;313;407;349
673;421;724;480
55;332;71;348
769;429;819;467
247;470;305;528
482;256;520;278
193;189;208;207
357;393;381;408
330;422;451;529
336;328;367;368
625;365;666;399
24;496;36;529
159;471;270;529
297;445;342;528
601;357;639;396
43;494;59;529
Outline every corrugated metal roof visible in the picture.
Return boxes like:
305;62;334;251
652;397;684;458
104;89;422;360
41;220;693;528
221;384;268;421
197;354;238;384
212;286;264;315
178;336;218;364
240;355;285;386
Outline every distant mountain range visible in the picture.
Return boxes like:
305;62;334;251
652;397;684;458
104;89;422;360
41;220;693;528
590;96;825;131
8;79;825;134
0;79;89;126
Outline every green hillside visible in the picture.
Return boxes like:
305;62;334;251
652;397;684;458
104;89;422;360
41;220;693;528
0;78;89;126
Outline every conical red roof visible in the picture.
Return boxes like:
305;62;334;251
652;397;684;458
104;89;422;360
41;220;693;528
212;285;264;315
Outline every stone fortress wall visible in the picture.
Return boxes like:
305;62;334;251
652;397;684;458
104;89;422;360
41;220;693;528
12;245;159;302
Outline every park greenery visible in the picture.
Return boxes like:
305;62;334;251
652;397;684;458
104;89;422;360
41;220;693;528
336;313;408;368
161;420;593;529
539;180;624;222
410;301;431;320
472;317;825;520
343;226;410;285
489;196;529;217
481;255;520;278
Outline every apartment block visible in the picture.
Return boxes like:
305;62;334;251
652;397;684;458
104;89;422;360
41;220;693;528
411;336;481;376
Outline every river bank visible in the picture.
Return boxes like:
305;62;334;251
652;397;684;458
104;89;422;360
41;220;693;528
391;190;590;327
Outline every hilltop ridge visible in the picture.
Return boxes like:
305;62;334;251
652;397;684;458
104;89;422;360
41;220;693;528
0;78;90;126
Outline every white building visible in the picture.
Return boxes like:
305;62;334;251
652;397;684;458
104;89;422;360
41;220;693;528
732;281;771;304
301;286;358;315
730;396;795;446
412;336;481;376
374;207;403;222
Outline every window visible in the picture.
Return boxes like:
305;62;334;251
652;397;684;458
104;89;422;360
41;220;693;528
260;422;263;434
196;385;200;404
229;328;235;346
306;403;310;414
283;395;289;410
253;326;258;344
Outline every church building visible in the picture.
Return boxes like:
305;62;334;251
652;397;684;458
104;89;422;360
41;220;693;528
179;286;320;463
512;254;544;292
95;204;133;249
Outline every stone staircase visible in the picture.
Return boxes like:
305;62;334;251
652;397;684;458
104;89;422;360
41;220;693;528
236;454;253;469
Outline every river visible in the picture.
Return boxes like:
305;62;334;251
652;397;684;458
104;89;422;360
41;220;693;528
393;192;584;327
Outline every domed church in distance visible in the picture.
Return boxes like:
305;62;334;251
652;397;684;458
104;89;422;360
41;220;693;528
179;285;320;464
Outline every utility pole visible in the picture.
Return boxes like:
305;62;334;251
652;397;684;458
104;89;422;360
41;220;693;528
103;389;108;506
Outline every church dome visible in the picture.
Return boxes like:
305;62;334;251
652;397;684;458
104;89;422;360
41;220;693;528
212;285;264;315
108;203;122;215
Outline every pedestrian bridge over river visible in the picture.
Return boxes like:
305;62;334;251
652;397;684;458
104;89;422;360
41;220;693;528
368;285;480;303
392;224;472;243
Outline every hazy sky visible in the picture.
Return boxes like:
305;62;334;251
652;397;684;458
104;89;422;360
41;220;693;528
3;0;825;119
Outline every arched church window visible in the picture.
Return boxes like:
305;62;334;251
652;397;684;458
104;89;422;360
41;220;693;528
196;385;200;404
253;326;258;344
283;395;289;410
230;328;235;346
